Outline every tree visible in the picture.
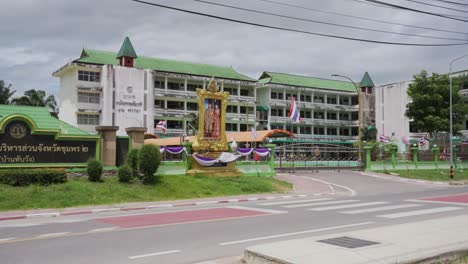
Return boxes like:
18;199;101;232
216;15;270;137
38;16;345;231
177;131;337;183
361;126;377;142
12;89;58;117
406;70;468;136
138;144;161;185
0;80;15;104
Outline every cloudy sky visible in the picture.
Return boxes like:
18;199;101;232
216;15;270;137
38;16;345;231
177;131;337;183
2;0;468;97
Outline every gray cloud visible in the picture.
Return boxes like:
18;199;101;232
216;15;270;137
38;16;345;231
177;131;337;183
2;0;468;96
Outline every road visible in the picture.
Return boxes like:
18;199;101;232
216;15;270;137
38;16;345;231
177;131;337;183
1;171;468;264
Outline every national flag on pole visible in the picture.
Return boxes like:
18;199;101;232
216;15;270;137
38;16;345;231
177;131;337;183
289;96;302;123
419;137;429;146
251;126;257;140
402;136;410;145
379;135;390;143
156;120;167;133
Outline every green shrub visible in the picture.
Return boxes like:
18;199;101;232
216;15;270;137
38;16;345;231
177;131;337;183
87;159;103;182
127;148;140;179
0;169;67;186
138;144;161;184
118;165;133;183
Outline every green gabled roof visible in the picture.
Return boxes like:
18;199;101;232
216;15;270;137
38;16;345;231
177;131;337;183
117;37;138;58
258;72;357;93
360;72;375;88
76;49;255;82
0;105;93;137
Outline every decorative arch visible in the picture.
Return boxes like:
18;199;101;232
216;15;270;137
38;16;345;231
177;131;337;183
0;114;38;134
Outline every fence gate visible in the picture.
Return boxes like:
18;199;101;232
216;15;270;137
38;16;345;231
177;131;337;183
275;142;362;169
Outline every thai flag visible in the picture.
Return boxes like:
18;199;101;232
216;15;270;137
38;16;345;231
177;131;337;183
289;96;301;123
419;137;429;146
251;126;257;140
156;120;167;133
379;135;390;143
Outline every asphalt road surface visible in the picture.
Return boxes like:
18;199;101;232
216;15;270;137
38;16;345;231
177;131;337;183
1;171;468;264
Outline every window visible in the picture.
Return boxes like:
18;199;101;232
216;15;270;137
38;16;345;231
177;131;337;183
305;95;312;102
77;92;100;104
227;105;238;113
240;89;249;96
224;87;237;96
78;71;100;82
187;102;198;111
314;95;324;103
167;101;184;109
341;97;350;105
327;96;337;104
240;106;247;114
167;81;183;90
271;92;277;99
154;79;164;89
240;124;247;131
340;128;349;136
327;112;337;120
77;113;99;125
305;111;312;119
167;120;183;129
226;123;238;131
351;112;358;121
187;83;202;92
314;111;324;119
304;126;312;134
339;113;350;120
155;100;164;108
314;127;325;135
328;128;337;135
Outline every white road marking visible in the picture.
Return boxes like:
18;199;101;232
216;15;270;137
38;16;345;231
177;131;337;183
89;227;117;232
406;199;468;206
308;202;389;211
219;222;374;246
341;204;422;214
37;232;71;238
26;212;60;218
259;198;332;206
284;200;359;208
301;176;357;196
0;237;15;242
378;207;462;218
128;250;181;259
227;206;287;214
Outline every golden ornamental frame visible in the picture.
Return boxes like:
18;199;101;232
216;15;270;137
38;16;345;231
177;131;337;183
193;79;229;152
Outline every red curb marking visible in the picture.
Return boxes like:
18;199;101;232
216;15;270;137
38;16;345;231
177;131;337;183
421;193;468;204
61;211;92;216
0;215;26;221
96;208;269;228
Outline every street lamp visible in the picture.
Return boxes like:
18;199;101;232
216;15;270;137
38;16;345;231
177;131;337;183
449;54;468;178
331;74;363;165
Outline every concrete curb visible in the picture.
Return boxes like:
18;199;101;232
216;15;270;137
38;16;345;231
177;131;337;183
360;172;449;186
0;193;333;222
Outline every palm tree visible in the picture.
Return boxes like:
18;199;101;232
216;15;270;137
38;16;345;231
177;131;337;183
12;89;58;117
0;80;16;104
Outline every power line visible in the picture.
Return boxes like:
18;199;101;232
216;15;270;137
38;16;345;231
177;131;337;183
130;0;468;46
364;0;468;22
255;0;468;36
194;0;467;41
405;0;468;14
430;0;468;7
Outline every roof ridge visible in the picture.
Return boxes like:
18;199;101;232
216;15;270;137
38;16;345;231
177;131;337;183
265;71;353;83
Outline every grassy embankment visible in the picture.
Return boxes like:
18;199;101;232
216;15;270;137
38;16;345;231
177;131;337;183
0;175;292;211
379;169;468;181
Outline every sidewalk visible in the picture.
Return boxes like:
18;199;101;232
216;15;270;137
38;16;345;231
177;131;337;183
0;174;333;221
244;214;468;264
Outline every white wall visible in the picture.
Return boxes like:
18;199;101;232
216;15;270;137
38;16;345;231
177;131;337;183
58;69;77;126
375;81;411;149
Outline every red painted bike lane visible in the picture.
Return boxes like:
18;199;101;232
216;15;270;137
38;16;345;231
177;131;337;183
96;207;270;228
421;193;468;204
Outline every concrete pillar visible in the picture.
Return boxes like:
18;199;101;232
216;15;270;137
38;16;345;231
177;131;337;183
365;145;372;170
96;126;119;167
126;127;147;150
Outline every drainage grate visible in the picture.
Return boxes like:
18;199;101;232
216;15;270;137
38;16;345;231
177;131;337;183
317;236;380;248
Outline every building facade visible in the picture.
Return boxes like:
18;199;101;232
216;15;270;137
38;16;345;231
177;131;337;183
54;37;372;141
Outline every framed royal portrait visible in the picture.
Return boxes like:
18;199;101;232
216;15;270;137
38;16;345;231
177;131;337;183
196;79;229;152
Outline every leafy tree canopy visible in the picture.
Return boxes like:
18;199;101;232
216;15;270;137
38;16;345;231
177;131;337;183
0;80;16;105
406;70;468;136
12;89;59;117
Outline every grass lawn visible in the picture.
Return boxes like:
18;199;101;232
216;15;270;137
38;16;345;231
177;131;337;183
378;169;468;181
0;175;292;211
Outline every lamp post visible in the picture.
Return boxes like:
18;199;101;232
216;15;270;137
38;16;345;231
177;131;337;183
449;55;468;178
332;74;362;165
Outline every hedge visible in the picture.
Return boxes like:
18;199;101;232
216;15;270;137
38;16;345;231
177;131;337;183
0;169;67;186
